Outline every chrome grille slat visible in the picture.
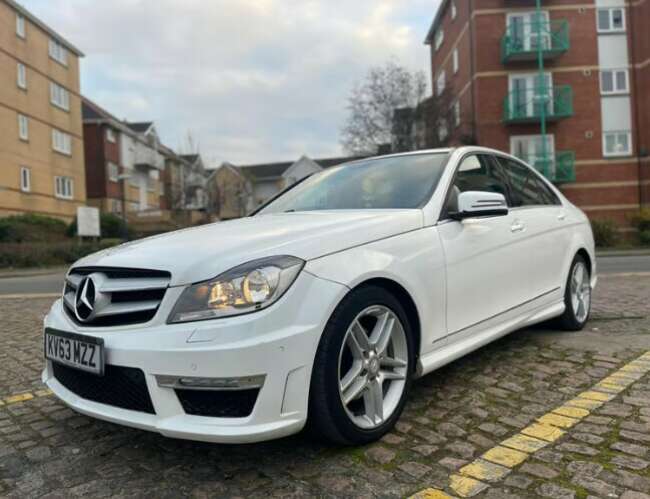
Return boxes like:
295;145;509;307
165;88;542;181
63;267;171;326
97;278;170;293
94;300;161;318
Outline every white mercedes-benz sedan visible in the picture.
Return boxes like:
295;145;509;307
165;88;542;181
42;147;596;445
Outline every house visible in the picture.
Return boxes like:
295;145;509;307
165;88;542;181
81;98;165;215
0;0;85;221
179;154;208;211
206;163;251;220
425;0;650;230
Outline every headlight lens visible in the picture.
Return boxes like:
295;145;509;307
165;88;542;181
168;255;304;323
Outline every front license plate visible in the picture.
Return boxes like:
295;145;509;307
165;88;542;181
44;328;104;376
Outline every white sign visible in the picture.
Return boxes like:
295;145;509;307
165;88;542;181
77;206;101;237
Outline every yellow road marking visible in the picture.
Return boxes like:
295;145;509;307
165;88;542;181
1;387;53;405
411;350;650;499
5;393;34;404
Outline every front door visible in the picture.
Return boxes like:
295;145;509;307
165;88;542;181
438;154;530;336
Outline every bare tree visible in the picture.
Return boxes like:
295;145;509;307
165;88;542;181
341;61;427;155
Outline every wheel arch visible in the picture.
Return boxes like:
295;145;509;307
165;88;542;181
575;247;592;276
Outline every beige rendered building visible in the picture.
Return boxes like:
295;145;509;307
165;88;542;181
0;0;85;221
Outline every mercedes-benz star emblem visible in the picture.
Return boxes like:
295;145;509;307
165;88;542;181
74;276;96;322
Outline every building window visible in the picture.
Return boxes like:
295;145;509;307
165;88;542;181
107;162;119;182
16;13;25;38
48;39;68;66
603;131;632;157
54;176;74;199
20;167;31;192
597;8;625;33
453;48;459;74
434;29;444;51
18;114;29;141
111;199;122;213
52;129;72;155
451;1;457;20
600;69;629;95
148;170;159;192
438;119;448;142
436;70;446;96
17;63;27;89
453;101;461;127
49;82;70;110
106;128;116;143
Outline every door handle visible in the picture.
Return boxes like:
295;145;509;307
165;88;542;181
557;212;567;221
511;220;525;233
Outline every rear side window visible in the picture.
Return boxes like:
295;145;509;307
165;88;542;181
498;158;560;207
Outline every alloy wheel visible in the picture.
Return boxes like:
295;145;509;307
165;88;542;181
570;261;591;323
337;305;408;429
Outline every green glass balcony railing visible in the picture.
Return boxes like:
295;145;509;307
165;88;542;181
501;19;570;63
517;150;576;183
503;85;573;123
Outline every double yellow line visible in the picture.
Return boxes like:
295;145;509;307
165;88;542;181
0;388;52;406
411;351;650;498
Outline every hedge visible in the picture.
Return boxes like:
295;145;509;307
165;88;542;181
0;241;119;268
0;214;68;243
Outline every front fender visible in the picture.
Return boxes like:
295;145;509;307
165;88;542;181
305;227;446;357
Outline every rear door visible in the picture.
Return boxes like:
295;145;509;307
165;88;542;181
497;156;569;299
438;154;530;336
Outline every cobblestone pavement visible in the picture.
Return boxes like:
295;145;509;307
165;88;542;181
0;275;649;498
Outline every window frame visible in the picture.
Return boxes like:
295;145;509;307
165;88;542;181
436;70;446;96
17;63;27;90
600;69;629;95
52;128;72;156
18;114;29;141
16;13;25;38
453;101;461;128
107;162;119;183
49;82;70;111
106;128;116;143
434;28;444;51
597;7;626;33
602;130;632;157
48;38;68;66
20;167;31;192
452;48;459;74
451;1;457;21
54;176;74;200
496;155;562;208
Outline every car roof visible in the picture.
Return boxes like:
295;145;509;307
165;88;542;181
339;146;519;166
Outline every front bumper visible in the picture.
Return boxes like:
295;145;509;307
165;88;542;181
42;271;347;443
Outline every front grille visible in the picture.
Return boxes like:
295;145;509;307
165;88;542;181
53;362;156;414
175;389;259;418
63;267;171;327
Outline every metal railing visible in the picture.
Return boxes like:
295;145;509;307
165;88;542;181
517;150;576;183
503;85;573;123
501;19;569;63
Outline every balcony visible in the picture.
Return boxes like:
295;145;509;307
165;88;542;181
518;150;576;183
503;85;573;124
501;20;569;63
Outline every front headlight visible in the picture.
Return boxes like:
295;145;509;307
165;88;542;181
168;255;305;323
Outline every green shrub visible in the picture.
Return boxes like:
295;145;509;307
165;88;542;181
67;213;133;239
0;214;68;243
590;218;618;248
0;241;118;268
640;230;650;246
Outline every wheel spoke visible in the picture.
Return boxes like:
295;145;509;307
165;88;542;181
342;376;367;405
340;360;363;393
576;298;585;321
370;312;395;355
380;370;406;381
363;379;384;424
346;320;370;358
380;356;407;368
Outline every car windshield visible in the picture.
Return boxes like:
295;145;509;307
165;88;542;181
257;153;450;214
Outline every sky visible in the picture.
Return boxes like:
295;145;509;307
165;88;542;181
20;0;438;167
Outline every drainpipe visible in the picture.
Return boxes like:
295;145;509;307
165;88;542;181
469;0;478;143
536;0;548;175
628;4;644;212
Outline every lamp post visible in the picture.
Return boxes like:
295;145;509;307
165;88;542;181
117;173;132;240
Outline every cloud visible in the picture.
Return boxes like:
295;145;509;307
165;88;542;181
20;0;438;165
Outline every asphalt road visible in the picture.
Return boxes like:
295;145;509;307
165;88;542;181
0;254;648;296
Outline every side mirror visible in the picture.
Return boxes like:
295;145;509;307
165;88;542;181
450;191;508;220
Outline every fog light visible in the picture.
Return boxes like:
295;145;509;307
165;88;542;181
155;374;265;391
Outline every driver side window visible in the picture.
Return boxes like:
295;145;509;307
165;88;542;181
445;154;511;215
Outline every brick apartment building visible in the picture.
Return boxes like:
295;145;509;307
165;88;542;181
0;0;85;221
82;98;165;215
425;0;650;230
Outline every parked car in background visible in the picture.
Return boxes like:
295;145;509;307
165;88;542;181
43;147;596;445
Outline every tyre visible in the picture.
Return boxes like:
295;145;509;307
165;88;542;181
308;285;415;445
555;254;592;331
